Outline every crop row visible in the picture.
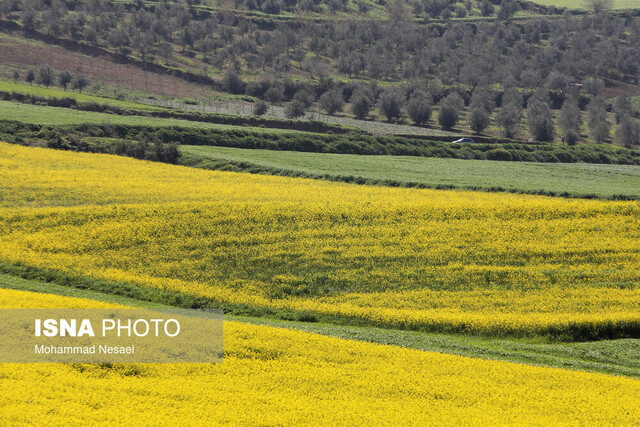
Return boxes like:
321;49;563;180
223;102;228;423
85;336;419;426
1;143;639;340
1;288;640;425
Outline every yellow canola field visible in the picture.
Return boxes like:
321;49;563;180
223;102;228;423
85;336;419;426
1;288;640;425
1;143;640;337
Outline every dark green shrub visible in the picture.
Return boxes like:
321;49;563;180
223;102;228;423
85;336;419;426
486;148;512;161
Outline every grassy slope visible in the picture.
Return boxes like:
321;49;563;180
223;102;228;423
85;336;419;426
3;27;636;141
0;32;220;102
0;79;161;111
526;0;640;9
0;99;307;135
2;272;639;379
181;145;640;198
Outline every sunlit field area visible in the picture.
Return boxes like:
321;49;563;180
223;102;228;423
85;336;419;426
1;0;640;422
528;0;640;10
2;143;639;340
2;288;640;425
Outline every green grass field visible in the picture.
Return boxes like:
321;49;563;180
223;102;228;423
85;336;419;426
2;271;639;379
0;100;305;135
0;79;161;111
527;0;640;9
181;145;640;199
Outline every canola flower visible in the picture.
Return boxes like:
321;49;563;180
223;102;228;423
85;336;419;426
1;288;640;425
1;143;640;338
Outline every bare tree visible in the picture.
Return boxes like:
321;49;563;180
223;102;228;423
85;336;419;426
378;87;405;122
71;74;90;93
588;97;610;143
38;65;55;87
584;0;613;15
319;89;344;116
387;0;413;23
497;103;522;139
351;88;372;120
438;93;463;130
614;95;633;124
158;42;173;65
285;100;306;119
559;97;582;145
615;116;639;148
253;101;268;116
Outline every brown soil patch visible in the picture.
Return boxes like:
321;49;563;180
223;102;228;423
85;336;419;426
0;32;220;100
601;79;640;100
